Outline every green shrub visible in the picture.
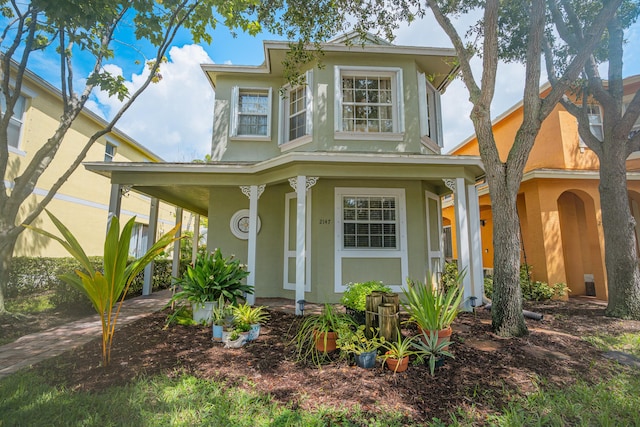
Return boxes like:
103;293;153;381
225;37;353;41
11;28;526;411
340;280;392;312
8;256;188;314
482;264;567;301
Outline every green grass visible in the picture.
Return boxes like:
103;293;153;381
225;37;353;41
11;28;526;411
583;332;640;357
6;292;55;314
0;371;416;427
486;373;640;426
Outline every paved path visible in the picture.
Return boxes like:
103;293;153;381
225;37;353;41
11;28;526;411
0;289;173;379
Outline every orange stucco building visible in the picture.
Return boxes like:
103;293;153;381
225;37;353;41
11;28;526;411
443;76;640;300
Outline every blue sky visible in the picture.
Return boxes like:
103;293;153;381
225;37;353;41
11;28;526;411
13;10;640;161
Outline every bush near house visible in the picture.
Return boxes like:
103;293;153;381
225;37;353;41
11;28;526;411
7;257;188;313
443;261;567;301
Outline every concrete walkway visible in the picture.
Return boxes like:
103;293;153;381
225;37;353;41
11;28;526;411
0;289;173;379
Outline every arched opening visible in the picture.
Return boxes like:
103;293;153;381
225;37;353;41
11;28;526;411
557;190;603;297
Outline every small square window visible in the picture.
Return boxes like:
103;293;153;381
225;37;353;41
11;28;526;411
105;142;116;162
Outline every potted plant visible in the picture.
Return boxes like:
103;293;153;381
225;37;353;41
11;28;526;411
170;248;252;324
341;281;392;324
402;271;465;349
211;295;228;342
224;329;246;348
412;329;454;376
380;332;418;373
293;304;356;367
337;325;385;369
233;303;270;341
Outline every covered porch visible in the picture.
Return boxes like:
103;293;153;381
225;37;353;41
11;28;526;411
86;151;485;314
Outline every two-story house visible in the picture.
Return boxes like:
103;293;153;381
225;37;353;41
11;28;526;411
87;33;486;313
5;66;178;258
443;75;640;300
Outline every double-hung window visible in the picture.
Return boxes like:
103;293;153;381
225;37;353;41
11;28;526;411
417;71;443;148
1;93;27;150
334;66;404;137
279;70;313;147
342;195;398;249
104;141;117;162
587;105;604;141
230;87;272;139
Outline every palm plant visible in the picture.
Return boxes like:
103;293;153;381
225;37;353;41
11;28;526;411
233;303;270;325
27;210;180;366
412;329;455;376
380;332;418;373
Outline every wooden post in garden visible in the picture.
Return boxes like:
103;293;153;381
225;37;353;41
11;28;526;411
365;292;384;338
382;293;399;313
378;303;398;343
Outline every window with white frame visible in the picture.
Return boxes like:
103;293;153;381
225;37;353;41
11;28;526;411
1;93;26;149
623;101;640;139
279;70;313;146
587;104;604;141
334;66;403;135
104;141;117;162
342;195;398;249
417;71;443;147
230;87;272;138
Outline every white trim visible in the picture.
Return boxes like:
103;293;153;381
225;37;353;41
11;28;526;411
279;135;312;151
283;191;312;292
279;70;314;147
333;65;405;135
230;208;261;239
334;187;408;293
420;136;442;153
4;179;172;225
246;185;260;305
334;132;404;142
425;190;443;279
8;146;26;156
467;183;484;309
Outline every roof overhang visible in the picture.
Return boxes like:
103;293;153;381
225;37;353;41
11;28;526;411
85;152;484;216
202;40;459;93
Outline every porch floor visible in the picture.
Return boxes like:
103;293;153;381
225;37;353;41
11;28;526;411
254;298;329;315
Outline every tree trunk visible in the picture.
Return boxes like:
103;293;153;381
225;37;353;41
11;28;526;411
488;180;529;336
600;142;640;319
0;234;17;313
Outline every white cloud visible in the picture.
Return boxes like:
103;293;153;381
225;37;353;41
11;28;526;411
92;44;214;161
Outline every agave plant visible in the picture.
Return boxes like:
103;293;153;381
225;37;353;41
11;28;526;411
26;210;181;366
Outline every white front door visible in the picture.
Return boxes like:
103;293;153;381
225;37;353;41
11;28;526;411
283;192;311;291
425;191;444;281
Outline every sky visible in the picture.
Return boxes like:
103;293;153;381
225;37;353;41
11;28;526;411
20;9;640;162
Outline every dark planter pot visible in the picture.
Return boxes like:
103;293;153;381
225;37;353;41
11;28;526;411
354;350;377;369
345;308;366;325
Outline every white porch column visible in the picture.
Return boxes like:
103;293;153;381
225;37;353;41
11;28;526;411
106;184;125;233
171;207;183;281
240;185;266;305
445;178;472;310
466;183;484;309
192;214;200;264
142;197;159;296
289;176;318;315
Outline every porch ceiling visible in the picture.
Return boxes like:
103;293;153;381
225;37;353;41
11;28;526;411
85;152;484;215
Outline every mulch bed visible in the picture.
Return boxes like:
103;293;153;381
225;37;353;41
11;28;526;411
31;299;640;423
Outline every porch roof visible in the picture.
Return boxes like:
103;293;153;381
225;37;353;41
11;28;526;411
85;151;484;215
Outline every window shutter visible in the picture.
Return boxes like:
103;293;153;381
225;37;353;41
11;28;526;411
305;70;314;136
230;86;239;136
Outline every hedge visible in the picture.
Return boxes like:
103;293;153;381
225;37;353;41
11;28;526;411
7;257;189;313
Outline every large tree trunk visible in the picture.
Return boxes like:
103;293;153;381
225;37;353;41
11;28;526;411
486;170;529;337
0;234;17;313
600;141;640;318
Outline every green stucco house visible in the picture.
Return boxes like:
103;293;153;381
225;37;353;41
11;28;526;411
87;32;485;314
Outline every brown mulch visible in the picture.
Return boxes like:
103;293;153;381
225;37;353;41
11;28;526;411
28;299;640;423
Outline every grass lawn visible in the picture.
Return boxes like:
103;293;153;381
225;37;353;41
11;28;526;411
1;330;639;426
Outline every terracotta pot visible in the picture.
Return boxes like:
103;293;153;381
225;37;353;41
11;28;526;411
385;352;409;373
418;326;452;350
314;330;338;352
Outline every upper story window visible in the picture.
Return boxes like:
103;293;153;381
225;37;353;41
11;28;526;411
587;104;604;141
1;93;27;150
334;66;404;138
279;70;313;147
104;141;117;162
417;71;443;148
230;87;272;139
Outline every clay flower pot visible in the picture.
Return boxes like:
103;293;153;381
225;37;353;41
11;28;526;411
314;330;338;352
384;352;409;373
419;326;452;350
